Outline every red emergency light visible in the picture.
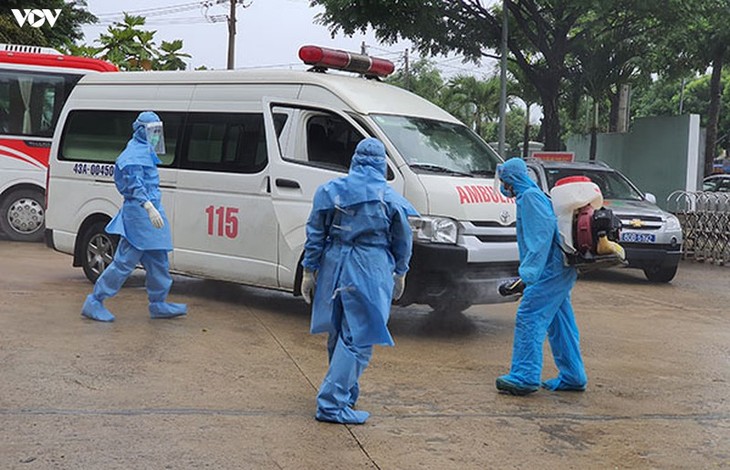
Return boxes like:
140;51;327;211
298;45;395;78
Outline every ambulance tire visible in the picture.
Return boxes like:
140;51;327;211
0;187;45;242
80;221;119;283
643;264;678;283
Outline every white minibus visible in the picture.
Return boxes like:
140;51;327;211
46;47;520;313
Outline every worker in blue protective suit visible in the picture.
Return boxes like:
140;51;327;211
81;111;186;322
495;157;587;395
301;137;417;424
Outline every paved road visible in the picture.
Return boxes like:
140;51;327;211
1;241;728;469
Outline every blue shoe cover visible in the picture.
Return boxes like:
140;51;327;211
496;376;539;396
541;377;586;392
149;302;187;319
81;295;115;322
315;406;370;424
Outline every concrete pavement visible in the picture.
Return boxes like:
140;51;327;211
1;241;728;469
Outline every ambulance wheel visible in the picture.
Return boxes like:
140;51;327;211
643;264;677;283
0;188;45;242
81;221;118;283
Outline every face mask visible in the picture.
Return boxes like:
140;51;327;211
500;183;515;198
149;134;160;146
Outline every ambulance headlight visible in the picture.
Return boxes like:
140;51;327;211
409;216;458;244
665;214;682;232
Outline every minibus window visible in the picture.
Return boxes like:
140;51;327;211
0;70;81;138
181;113;267;173
372;114;501;177
60;110;182;165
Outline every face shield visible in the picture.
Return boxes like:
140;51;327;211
494;163;504;193
494;163;515;198
145;121;165;155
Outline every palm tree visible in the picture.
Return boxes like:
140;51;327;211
446;75;501;137
507;62;541;158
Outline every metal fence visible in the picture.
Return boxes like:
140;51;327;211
667;191;730;265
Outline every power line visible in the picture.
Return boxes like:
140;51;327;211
91;17;216;27
94;2;202;18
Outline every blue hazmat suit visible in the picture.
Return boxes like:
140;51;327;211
81;111;186;322
496;157;587;393
303;138;417;424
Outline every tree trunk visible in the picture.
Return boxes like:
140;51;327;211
522;103;531;158
590;100;599;161
608;91;619;132
704;46;725;176
541;93;561;150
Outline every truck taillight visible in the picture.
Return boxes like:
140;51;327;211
298;45;395;78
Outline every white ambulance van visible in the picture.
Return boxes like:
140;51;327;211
46;46;519;313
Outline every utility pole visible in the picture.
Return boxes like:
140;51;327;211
226;0;237;70
360;41;367;55
678;77;687;114
404;48;410;91
498;0;508;158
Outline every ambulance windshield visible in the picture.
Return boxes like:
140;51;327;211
372;115;501;177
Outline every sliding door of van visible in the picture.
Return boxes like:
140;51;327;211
172;112;277;286
261;98;402;290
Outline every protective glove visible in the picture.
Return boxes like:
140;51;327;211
393;274;406;301
143;201;164;228
301;270;316;304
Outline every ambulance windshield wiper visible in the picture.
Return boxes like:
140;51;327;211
409;163;473;177
469;169;496;177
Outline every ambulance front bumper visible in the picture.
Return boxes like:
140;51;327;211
397;241;520;309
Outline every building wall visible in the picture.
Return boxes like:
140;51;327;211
567;114;702;210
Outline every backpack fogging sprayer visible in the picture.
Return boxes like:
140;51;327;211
499;175;626;298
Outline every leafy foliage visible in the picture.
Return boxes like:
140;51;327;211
0;0;96;49
70;14;191;71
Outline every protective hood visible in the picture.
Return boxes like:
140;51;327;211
497;157;539;197
118;111;162;169
324;138;390;208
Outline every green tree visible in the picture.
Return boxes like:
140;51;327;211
0;0;96;49
445;75;501;137
69;14;190;72
632;72;730;158
311;0;698;153
507;62;540;157
650;0;730;175
96;14;157;71
386;57;444;104
154;40;191;71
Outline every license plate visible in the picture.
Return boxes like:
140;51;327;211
620;232;656;243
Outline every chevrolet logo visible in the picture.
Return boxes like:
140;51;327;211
629;219;643;228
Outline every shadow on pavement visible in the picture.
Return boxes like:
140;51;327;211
170;278;309;319
168;277;493;339
578;267;652;285
389;306;483;338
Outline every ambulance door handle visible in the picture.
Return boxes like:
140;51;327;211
275;178;300;189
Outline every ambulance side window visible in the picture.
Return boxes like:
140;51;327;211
181;112;267;173
59;109;183;166
305;113;363;172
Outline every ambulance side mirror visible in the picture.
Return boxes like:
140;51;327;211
645;193;657;204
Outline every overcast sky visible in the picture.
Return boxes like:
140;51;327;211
79;0;498;76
